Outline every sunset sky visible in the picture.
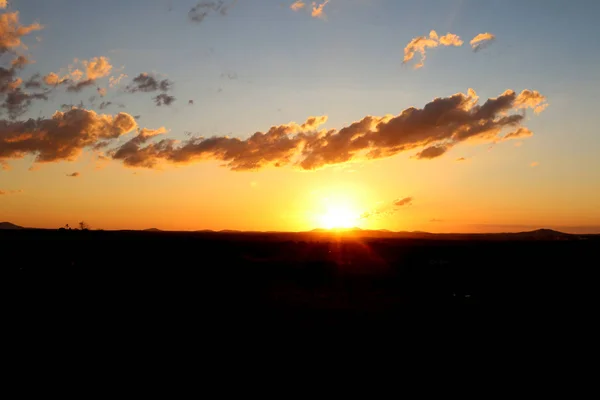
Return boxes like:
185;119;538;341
1;0;599;233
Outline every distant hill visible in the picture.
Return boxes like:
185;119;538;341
0;222;24;230
143;228;162;232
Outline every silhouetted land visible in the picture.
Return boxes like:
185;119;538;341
6;228;599;335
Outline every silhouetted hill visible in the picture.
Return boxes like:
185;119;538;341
143;228;162;232
0;222;23;230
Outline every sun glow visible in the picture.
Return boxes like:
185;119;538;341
319;205;359;229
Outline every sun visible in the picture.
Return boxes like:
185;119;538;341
319;205;359;229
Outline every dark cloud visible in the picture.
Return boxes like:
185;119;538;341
66;78;95;93
24;73;42;89
11;55;31;69
188;100;194;105
108;88;547;171
188;0;236;23
99;101;112;110
456;157;466;162
0;108;137;164
125;73;171;93
153;93;175;106
66;172;80;177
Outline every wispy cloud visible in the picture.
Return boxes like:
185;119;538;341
361;197;413;219
311;1;330;19
66;172;80;177
403;30;463;69
188;0;237;23
290;1;306;11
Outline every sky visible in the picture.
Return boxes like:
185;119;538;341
1;0;600;233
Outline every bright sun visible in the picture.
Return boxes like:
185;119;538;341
319;205;358;229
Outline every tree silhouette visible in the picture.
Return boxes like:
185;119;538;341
78;221;90;231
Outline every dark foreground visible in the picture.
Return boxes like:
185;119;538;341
6;229;599;338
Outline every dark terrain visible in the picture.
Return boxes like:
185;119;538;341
6;227;599;337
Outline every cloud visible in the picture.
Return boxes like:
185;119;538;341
66;79;95;93
108;88;547;171
220;72;238;80
109;73;127;88
503;127;533;141
0;189;23;195
43;72;68;86
82;56;112;80
290;1;305;11
126;73;175;107
394;197;413;207
1;64;49;119
66;172;80;177
109;127;169;168
97;87;107;97
456;157;467;162
361;197;413;219
311;1;330;19
403;30;463;69
470;32;495;52
414;144;451;159
45;56;112;93
0;11;43;54
0;108;137;164
126;73;172;93
0;1;7;9
430;218;443;223
188;0;236;23
530;161;539;167
439;33;463;47
153;93;176;106
11;55;31;69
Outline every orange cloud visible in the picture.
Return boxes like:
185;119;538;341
0;12;43;54
108;88;547;171
82;56;112;80
470;32;496;52
290;1;305;11
403;30;463;69
0;1;7;9
311;1;329;19
0;109;137;163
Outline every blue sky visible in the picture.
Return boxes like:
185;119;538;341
2;0;600;231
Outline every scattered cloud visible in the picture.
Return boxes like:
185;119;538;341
220;72;238;80
290;1;305;11
403;30;463;69
0;11;43;54
82;56;112;80
66;172;80;177
126;73;172;93
430;218;444;223
456;157;467;162
530;161;539;167
188;0;237;23
106;88;547;171
97;87;107;97
0;1;7;9
470;32;495;52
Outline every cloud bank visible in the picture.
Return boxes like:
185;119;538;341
103;88;547;171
